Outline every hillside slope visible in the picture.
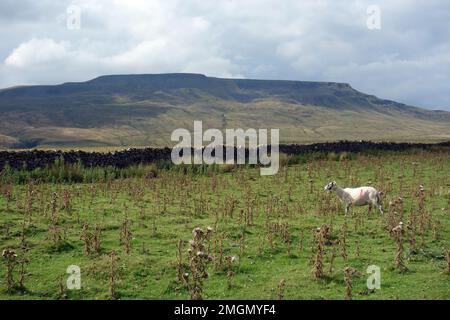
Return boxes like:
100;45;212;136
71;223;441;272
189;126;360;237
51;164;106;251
0;73;449;148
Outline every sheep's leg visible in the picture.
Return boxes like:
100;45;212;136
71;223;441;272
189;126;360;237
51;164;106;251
377;204;384;215
368;204;372;215
374;198;384;215
344;204;350;216
375;192;384;215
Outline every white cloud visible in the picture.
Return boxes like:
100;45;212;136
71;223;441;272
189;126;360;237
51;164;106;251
5;38;69;68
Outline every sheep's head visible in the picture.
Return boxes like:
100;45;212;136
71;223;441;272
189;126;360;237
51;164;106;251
324;181;337;191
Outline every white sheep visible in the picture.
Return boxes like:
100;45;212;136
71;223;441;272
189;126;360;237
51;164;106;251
324;181;384;215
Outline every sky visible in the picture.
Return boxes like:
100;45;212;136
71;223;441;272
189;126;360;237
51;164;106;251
1;0;449;110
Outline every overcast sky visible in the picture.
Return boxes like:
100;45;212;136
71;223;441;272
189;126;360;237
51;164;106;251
1;0;449;110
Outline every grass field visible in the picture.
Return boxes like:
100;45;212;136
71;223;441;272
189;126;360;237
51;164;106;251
0;150;449;300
